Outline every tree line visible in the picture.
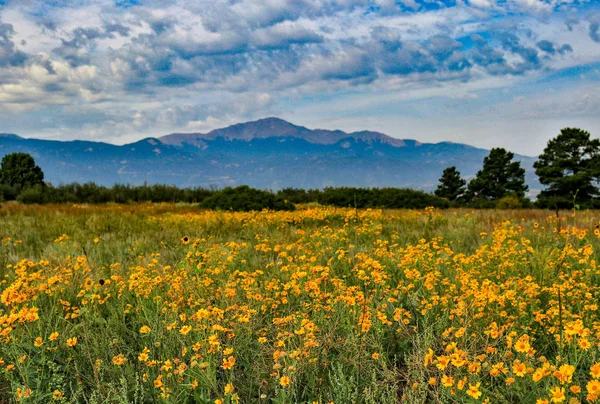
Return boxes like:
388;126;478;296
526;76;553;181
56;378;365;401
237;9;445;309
0;127;598;210
433;128;600;210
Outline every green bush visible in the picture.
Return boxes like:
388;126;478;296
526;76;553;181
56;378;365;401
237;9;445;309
0;184;18;201
200;186;296;211
316;187;449;209
17;185;47;204
496;195;523;209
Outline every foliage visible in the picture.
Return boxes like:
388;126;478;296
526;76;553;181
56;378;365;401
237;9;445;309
200;185;296;211
316;187;450;209
0;153;44;191
434;166;466;201
0;205;599;403
534;128;600;210
496;194;523;209
467;148;528;201
17;185;46;204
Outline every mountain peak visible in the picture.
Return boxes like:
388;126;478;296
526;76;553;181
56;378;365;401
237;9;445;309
0;133;22;140
159;117;407;147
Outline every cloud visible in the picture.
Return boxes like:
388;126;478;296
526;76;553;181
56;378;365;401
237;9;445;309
0;20;27;67
591;21;600;43
0;0;596;145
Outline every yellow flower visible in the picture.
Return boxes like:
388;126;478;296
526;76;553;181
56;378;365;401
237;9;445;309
224;383;234;395
221;356;236;370
371;352;379;360
441;375;454;387
180;325;192;335
513;360;527;377
514;338;530;353
140;326;151;334
258;337;267;344
66;337;77;348
588;380;600;396
34;337;43;347
112;354;127;366
280;376;291;387
549;386;566;403
49;332;59;341
154;375;163;389
223;348;234;355
466;382;482;399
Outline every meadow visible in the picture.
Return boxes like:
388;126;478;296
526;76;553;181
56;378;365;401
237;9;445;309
0;203;599;403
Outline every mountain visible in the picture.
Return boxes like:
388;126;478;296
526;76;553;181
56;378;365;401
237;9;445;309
0;118;540;193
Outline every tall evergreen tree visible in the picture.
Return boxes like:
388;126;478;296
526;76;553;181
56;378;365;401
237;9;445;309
0;153;45;190
435;166;466;201
468;148;528;200
534;128;600;209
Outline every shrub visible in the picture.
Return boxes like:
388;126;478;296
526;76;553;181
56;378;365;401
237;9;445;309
17;185;47;204
200;186;295;211
0;184;18;201
496;195;523;209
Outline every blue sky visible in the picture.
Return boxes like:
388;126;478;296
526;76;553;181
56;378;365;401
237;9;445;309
0;0;599;155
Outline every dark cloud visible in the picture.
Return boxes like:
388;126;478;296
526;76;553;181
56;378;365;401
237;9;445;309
499;32;539;73
537;40;572;55
0;21;27;67
591;22;600;43
53;23;131;66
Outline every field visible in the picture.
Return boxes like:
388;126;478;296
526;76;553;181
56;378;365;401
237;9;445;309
0;203;599;403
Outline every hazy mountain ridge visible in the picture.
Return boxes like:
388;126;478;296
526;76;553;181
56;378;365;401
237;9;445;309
0;118;539;193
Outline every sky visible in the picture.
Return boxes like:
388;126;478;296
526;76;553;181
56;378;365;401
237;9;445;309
0;0;599;156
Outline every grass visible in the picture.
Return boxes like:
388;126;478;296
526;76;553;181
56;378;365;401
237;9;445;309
0;202;599;403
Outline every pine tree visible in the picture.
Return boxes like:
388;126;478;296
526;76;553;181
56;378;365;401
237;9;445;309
434;166;466;201
534;128;600;209
467;148;528;200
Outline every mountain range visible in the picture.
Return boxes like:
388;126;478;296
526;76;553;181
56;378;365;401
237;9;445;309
0;117;540;193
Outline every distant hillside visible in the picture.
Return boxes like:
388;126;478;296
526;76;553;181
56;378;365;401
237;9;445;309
0;118;540;194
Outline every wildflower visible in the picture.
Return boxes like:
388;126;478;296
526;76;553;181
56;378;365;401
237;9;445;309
591;364;600;379
34;337;43;347
179;325;192;335
466;382;482;399
66;337;77;348
549;386;566;403
140;326;151;334
514;337;530;353
181;236;190;245
441;375;454;387
513;360;527;377
225;383;234;395
371;352;379;360
221;356;236;370
154;375;163;389
280;376;291;387
588;380;600;396
112;354;127;366
49;332;59;341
